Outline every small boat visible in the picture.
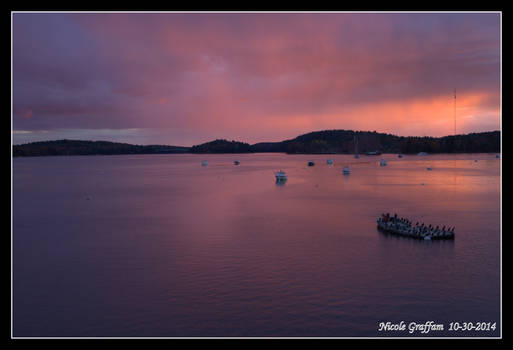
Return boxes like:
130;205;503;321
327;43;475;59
366;151;382;156
343;166;350;174
398;154;403;158
496;154;500;158
417;152;428;156
275;170;287;183
380;159;387;166
308;161;315;167
234;160;240;165
354;154;359;159
376;214;455;240
201;160;208;166
327;158;334;165
427;167;432;171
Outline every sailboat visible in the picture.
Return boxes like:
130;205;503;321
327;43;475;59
354;133;359;159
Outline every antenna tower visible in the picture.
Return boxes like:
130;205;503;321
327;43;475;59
454;88;457;136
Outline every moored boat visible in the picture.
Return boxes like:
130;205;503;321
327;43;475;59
366;151;382;156
275;170;287;182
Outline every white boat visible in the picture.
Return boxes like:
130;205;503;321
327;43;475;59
275;170;287;182
201;160;208;166
327;158;334;165
380;159;387;166
343;166;350;174
366;151;382;156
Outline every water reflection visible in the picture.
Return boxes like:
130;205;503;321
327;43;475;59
13;153;500;337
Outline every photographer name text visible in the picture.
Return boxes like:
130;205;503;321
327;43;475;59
377;321;497;335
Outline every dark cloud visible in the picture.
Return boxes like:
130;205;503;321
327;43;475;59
12;12;500;144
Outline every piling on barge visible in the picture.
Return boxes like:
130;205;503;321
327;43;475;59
377;213;455;240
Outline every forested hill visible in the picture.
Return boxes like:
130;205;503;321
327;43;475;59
13;140;190;157
190;139;251;153
252;130;501;154
13;130;500;156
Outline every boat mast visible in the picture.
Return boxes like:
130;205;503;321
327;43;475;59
354;132;359;158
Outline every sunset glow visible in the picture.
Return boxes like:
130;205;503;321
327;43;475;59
12;12;500;145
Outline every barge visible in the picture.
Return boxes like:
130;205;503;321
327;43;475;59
377;214;455;240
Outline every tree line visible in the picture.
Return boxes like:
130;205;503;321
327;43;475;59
13;130;500;157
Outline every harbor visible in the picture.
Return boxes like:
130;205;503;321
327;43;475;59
196;153;494;245
13;151;500;336
11;10;501;338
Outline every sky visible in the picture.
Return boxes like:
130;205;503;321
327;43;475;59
12;12;501;146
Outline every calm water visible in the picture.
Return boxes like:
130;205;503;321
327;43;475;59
12;153;501;337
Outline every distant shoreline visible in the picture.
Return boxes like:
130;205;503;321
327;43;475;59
12;152;501;160
12;129;500;157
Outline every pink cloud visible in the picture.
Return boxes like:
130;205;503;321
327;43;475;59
13;13;500;145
